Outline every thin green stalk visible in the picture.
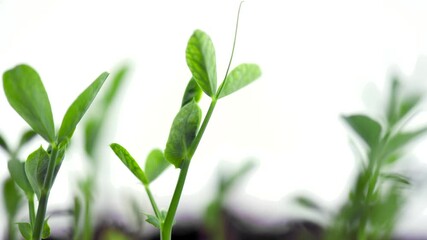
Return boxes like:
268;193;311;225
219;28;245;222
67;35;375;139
32;145;58;240
161;160;189;240
83;194;92;240
28;194;36;225
217;1;243;96
8;217;17;240
145;184;161;218
162;99;217;239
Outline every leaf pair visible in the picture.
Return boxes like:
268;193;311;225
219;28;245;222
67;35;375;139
186;30;261;99
145;210;168;229
110;144;170;185
343;114;427;162
18;220;50;240
8;147;59;200
3;64;109;146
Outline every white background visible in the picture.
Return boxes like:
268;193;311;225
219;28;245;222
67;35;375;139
2;0;427;237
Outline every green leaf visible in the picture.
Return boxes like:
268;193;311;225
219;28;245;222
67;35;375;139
110;143;148;185
57;72;109;144
145;149;170;183
84;117;102;158
42;219;50;239
383;126;427;159
164;101;202;168
181;78;203;107
0;133;10;154
186;30;217;97
145;214;161;229
3;64;55;142
8;159;34;195
18;130;38;150
381;173;411;186
399;93;422;120
25;147;50;199
17;222;32;240
102;64;129;107
3;177;22;218
342;114;382;149
218;64;261;99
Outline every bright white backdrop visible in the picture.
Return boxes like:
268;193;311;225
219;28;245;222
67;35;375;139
2;0;427;236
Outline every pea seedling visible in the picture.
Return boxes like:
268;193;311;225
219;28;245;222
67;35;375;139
110;5;261;240
73;64;130;240
2;65;108;240
325;76;427;239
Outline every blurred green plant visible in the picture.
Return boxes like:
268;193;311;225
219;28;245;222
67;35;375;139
1;130;37;240
203;160;255;240
2;65;108;240
72;64;130;240
110;3;261;239
294;76;427;240
329;77;426;240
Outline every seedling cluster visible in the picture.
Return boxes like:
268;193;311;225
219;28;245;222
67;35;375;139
1;4;261;239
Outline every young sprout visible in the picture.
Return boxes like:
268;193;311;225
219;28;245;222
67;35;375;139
325;76;427;240
73;64;130;240
2;64;108;240
110;3;261;240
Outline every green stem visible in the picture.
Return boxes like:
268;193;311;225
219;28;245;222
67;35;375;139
32;145;59;240
83;194;92;240
216;1;243;97
28;194;36;225
144;184;161;218
8;217;17;240
162;99;218;239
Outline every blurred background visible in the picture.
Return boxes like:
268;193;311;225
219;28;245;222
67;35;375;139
2;0;427;238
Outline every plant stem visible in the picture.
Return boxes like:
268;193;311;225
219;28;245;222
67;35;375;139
162;99;217;239
145;184;161;218
32;145;58;240
28;194;36;225
8;217;17;240
83;193;92;240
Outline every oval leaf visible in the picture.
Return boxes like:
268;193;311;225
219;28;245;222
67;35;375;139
145;214;161;229
42;219;51;239
218;64;261;99
17;222;32;240
145;149;170;183
110;143;148;185
186;30;217;97
25;147;50;199
181;78;203;107
342;114;382;149
8;159;34;195
165;101;202;168
57;72;109;144
3;64;55;142
3;177;22;218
